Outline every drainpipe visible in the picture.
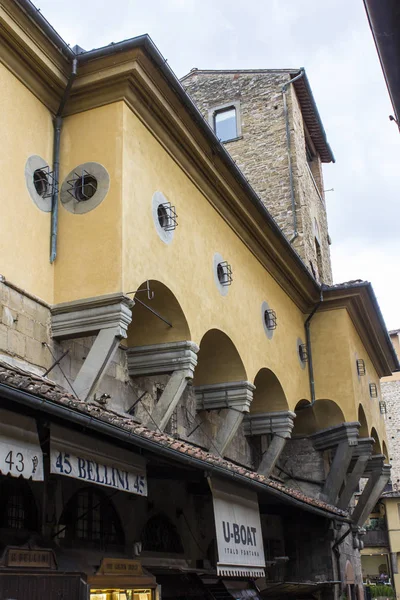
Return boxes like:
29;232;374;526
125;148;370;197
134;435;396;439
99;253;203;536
282;68;305;244
305;288;323;406
50;58;78;263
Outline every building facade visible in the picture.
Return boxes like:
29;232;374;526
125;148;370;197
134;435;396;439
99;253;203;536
0;1;398;599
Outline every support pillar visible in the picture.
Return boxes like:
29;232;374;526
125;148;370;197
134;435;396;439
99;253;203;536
195;381;255;456
127;341;199;431
243;411;296;477
337;437;374;510
352;455;391;527
311;422;359;506
51;293;133;401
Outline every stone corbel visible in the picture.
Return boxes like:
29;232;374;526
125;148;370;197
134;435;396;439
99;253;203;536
243;411;296;477
195;381;255;456
337;437;374;510
51;293;134;401
127;341;199;432
352;455;391;527
311;422;360;506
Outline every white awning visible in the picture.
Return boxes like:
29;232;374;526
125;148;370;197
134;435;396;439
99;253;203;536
0;408;44;480
50;424;147;496
209;478;265;578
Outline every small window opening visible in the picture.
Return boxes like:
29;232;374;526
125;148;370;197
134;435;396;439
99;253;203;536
315;238;323;281
33;169;49;197
369;383;378;398
157;202;177;231
298;344;308;363
264;309;277;330
306;139;315;164
214;107;237;142
357;359;366;376
217;261;233;286
380;401;387;414
67;170;98;202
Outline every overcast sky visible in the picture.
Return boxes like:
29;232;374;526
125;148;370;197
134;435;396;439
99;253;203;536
34;0;400;330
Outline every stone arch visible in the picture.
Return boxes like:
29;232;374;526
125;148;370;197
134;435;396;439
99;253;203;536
371;427;382;455
251;368;289;413
193;329;247;386
127;280;190;346
292;399;345;436
358;404;369;438
345;560;355;584
382;441;389;461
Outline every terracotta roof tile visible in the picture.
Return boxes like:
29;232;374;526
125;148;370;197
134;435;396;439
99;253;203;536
0;359;347;517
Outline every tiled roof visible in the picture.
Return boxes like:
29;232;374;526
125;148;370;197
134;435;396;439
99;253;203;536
0;359;347;518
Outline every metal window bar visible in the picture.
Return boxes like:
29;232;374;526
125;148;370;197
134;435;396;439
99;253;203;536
218;261;233;286
357;359;366;376
66;169;97;201
369;383;378;398
33;166;56;199
299;343;308;363
265;309;277;330
379;401;387;415
158;202;178;231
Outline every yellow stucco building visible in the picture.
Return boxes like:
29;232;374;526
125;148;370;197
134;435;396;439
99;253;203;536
0;1;398;599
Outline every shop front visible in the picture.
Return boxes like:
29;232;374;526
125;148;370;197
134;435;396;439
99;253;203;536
88;558;158;600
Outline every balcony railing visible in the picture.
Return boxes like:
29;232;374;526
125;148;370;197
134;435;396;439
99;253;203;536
363;529;389;547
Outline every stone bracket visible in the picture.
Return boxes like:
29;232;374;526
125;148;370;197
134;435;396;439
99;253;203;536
337;437;374;510
195;381;255;413
127;341;199;379
51;293;133;340
243;411;296;438
146;368;192;432
352;456;391;527
195;381;255;456
51;293;134;401
243;411;296;478
311;422;360;506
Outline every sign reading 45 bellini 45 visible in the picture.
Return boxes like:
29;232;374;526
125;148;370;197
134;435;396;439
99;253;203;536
50;425;147;496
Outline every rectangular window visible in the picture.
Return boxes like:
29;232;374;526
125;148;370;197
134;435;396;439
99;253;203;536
214;106;237;142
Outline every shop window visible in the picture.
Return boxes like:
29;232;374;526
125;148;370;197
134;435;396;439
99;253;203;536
0;477;38;531
141;513;184;554
58;487;124;549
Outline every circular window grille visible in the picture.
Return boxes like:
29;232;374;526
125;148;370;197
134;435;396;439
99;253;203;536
297;337;307;369
213;253;232;296
60;162;109;214
261;301;276;340
152;191;177;244
25;155;52;212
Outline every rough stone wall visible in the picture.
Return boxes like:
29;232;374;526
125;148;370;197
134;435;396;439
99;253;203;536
278;437;325;497
382;380;400;485
181;70;333;284
290;86;333;283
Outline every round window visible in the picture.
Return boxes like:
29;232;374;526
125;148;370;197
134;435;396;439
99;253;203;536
74;174;98;202
297;337;307;369
60;162;110;214
213;253;231;296
261;301;275;340
25;155;52;212
33;169;49;197
152;191;176;244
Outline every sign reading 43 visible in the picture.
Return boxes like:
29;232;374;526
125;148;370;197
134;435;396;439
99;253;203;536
0;447;40;478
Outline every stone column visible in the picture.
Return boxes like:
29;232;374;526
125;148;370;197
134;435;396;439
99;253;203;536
352;455;391;527
243;411;296;477
337;437;374;510
311;422;359;506
195;381;255;456
52;293;134;401
127;341;199;431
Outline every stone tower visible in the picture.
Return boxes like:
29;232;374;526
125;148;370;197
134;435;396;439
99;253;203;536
181;69;334;284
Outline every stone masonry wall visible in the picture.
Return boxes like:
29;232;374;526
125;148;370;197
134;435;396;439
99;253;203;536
181;70;333;284
382;379;400;485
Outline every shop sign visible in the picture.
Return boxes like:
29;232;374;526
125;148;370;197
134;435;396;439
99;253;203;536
50;425;147;496
209;478;265;578
6;547;56;569
98;558;143;575
0;408;44;481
